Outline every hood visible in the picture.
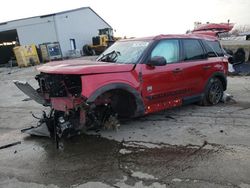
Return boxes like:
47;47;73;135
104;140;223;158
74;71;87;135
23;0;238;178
37;59;135;75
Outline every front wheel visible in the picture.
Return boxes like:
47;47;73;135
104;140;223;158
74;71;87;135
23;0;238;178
201;78;223;106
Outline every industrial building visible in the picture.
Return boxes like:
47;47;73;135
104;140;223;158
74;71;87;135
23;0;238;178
0;7;112;64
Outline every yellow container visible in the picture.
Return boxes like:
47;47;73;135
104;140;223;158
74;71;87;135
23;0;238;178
39;44;50;62
13;44;40;67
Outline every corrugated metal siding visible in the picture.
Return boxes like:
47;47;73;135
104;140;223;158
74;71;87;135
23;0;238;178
55;8;110;56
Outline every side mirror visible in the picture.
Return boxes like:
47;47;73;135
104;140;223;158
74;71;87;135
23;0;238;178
148;56;167;66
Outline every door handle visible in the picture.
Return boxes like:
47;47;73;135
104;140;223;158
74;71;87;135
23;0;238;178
172;68;183;73
203;65;211;70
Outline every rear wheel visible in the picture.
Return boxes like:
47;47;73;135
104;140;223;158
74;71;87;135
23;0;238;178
201;78;223;106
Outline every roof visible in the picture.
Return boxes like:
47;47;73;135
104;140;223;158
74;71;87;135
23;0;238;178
0;7;112;28
120;34;218;42
154;34;217;40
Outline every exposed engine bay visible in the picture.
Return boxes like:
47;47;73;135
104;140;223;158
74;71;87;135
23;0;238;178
36;73;82;98
14;73;121;146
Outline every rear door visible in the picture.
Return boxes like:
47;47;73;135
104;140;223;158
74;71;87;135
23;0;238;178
201;40;227;78
179;39;208;96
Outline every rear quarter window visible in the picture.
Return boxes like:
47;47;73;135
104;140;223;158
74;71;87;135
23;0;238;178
203;40;224;57
182;39;206;61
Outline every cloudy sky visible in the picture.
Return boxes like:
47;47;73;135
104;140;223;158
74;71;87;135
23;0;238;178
0;0;249;37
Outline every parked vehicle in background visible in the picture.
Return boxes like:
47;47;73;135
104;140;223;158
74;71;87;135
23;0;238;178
15;34;228;140
83;28;120;55
191;22;234;37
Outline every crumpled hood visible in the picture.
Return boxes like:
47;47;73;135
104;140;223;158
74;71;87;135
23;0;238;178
37;59;135;75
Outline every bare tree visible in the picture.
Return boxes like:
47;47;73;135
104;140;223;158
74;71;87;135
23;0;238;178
231;24;250;36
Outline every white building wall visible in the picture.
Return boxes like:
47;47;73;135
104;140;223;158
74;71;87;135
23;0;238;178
0;16;57;45
0;7;111;57
55;8;110;56
17;21;57;45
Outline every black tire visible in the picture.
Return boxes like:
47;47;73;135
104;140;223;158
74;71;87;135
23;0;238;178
201;78;223;106
110;92;136;118
82;45;95;56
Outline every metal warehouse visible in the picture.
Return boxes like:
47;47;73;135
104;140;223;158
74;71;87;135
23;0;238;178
0;7;112;64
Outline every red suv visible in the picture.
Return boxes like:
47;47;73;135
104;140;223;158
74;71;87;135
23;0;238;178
15;34;228;138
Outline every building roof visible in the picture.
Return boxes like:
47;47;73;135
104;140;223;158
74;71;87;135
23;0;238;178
0;7;112;28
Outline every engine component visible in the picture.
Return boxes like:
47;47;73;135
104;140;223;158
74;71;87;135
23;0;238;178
56;116;76;138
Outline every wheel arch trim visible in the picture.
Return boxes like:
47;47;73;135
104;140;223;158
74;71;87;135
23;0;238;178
207;72;227;91
86;83;145;117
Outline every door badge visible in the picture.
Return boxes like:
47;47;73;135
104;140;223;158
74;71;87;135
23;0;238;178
147;86;153;92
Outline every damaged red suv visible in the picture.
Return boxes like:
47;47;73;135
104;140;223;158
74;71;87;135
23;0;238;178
15;34;228;138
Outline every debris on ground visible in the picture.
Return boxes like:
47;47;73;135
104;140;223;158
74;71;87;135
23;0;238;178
21;123;50;137
103;115;120;131
221;92;235;103
22;97;32;101
0;141;21;150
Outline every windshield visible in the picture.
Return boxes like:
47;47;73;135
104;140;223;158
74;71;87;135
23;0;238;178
97;40;151;64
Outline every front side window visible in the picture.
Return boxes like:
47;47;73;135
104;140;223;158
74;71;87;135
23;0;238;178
183;39;205;61
150;40;180;63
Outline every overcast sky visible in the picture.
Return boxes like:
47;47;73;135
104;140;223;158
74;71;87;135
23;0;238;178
1;0;250;37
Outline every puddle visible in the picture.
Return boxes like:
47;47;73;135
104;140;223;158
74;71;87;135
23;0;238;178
0;133;247;187
0;134;123;187
0;178;59;188
75;181;167;188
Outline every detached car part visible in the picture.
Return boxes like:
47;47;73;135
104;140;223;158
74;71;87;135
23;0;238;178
14;81;47;105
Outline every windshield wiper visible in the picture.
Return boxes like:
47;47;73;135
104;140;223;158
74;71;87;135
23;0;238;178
98;50;120;62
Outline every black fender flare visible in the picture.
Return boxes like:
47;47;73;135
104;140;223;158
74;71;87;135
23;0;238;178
205;72;227;91
86;83;145;117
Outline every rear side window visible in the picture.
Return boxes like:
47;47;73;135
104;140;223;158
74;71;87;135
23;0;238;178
151;40;180;63
203;40;224;57
182;39;206;61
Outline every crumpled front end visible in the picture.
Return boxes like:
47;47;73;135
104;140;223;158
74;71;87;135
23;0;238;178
35;73;89;137
36;73;85;109
14;72;89;141
14;72;121;141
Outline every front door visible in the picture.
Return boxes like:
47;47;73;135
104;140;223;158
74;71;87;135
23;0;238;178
139;39;188;113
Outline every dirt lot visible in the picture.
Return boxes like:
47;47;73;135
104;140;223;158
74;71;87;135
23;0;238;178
0;66;250;188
